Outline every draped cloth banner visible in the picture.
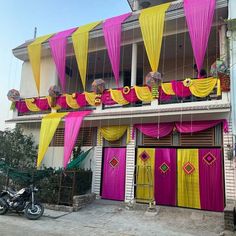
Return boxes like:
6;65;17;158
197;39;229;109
103;13;131;87
134;86;152;102
136;148;155;202
139;3;170;72
28;34;53;94
184;0;215;76
49;28;77;92
171;80;191;97
155;148;176;206
64;111;92;168
177;149;200;209
102;148;126;201
37;112;68;168
72;22;101;90
99;126;130;144
35;98;50;111
25;98;40;112
110;89;129;105
133;119;228;139
199;149;224;211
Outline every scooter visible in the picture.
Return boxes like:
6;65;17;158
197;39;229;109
0;184;44;220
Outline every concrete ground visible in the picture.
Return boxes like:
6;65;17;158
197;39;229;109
0;200;235;236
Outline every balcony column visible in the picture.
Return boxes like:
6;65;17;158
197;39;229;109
131;43;138;86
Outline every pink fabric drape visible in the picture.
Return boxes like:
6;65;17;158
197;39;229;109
155;148;176;206
101;90;116;105
121;88;138;103
64;110;92;168
49;28;77;92
159;88;172;101
184;0;215;76
56;96;69;109
171;80;191;97
103;13;131;87
35;98;50;110
133;123;174;139
199;149;224;211
15;101;29;113
75;93;87;107
175;120;228;133
134;120;228;139
102;148;126;201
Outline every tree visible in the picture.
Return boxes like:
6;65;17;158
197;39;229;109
0;127;37;168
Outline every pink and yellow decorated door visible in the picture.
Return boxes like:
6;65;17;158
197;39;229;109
155;148;176;206
136;148;155;202
101;148;126;201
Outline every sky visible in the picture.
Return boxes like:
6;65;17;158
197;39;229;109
0;0;130;130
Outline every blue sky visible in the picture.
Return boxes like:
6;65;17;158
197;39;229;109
0;0;130;130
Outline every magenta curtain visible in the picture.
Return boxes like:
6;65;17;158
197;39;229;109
15;101;29;113
171;80;191;97
133;123;174;139
49;28;77;92
184;0;215;75
159;88;172;101
155;148;176;206
102;148;126;201
56;96;69;109
101;90;116;105
103;13;131;87
175;120;228;133
35;98;50;110
121;88;138;103
75;93;87;107
64;110;92;168
199;149;224;211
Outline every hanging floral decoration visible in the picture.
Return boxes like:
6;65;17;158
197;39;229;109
48;85;61;107
7;89;21;102
123;86;131;95
183;78;193;87
92;79;105;106
145;72;162;98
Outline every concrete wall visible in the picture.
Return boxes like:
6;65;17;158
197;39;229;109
20;57;58;98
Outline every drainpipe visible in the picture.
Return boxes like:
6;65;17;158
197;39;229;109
131;43;137;86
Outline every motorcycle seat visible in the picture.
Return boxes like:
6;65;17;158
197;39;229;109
7;188;17;196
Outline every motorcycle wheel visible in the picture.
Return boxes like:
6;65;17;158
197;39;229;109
0;199;8;215
24;202;44;220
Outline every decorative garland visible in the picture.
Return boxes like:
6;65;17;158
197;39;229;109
14;77;221;113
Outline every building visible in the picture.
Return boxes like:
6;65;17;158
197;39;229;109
6;0;236;212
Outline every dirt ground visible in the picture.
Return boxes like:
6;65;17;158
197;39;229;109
0;200;235;236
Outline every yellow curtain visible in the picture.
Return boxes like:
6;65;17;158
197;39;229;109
161;83;175;95
72;22;101;90
217;79;221;96
84;92;96;106
189;77;218;98
25;98;40;112
177;149;200;209
37;112;68;168
136;148;155;202
110;89;129;105
134;86;152;102
139;3;170;72
65;94;79;109
98;126;129;144
28;34;53;95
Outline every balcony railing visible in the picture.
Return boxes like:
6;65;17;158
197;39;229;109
14;77;227;117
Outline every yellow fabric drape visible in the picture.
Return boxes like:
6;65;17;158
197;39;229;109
84;92;96;106
161;83;175;95
25;98;40;112
46;96;61;110
37;112;68;168
98;126;129;144
177;149;200;209
188;77;218;98
139;3;170;72
28;34;53;95
217;79;221;96
134;86;152;102
65;94;79;109
72;22;101;90
136;148;155;202
110;89;129;105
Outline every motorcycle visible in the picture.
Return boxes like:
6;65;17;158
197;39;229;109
0;185;44;220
